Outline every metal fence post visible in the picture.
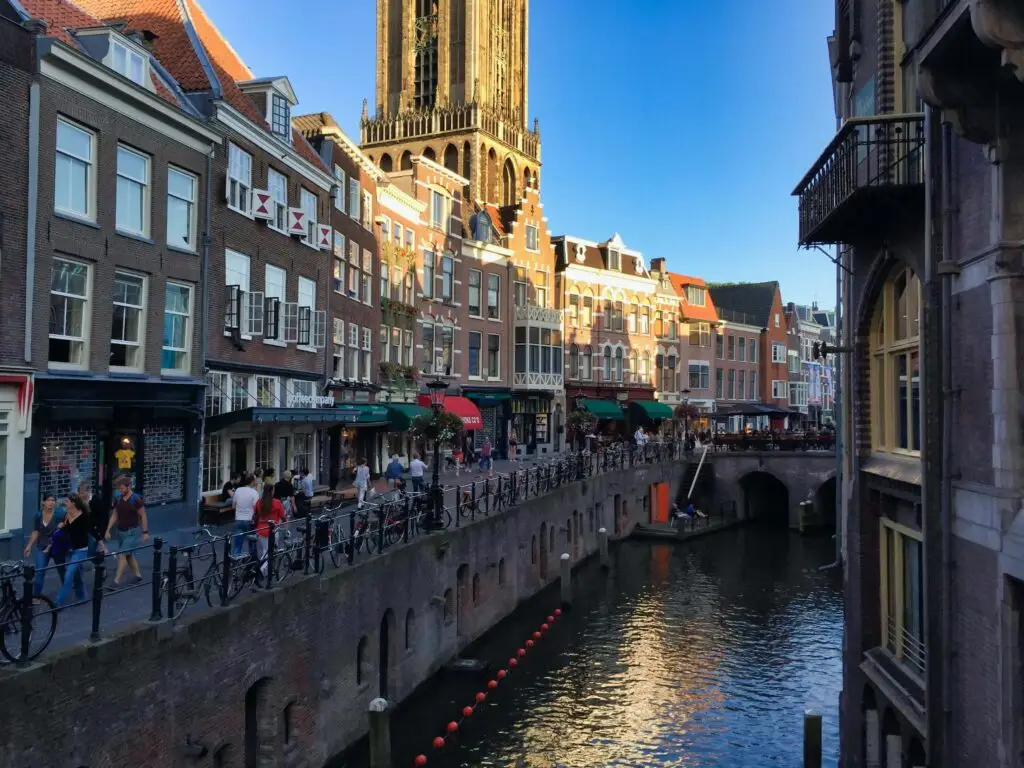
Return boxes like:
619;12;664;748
313;518;326;574
376;506;386;552
265;521;276;588
220;535;232;606
347;510;355;565
149;537;164;621
471;481;477;522
455;485;461;528
89;551;106;642
19;565;35;665
403;495;411;543
485;477;491;515
166;546;178;620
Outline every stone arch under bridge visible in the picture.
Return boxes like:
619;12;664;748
687;451;837;529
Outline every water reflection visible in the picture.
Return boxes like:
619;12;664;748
336;527;842;768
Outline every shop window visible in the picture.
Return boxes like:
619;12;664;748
203;434;223;492
142;425;185;504
870;265;922;453
880;515;925;677
293;433;313;474
40;427;98;503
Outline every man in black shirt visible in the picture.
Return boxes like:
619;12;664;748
216;472;241;509
274;469;296;518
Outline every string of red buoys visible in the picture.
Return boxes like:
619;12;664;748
412;607;564;766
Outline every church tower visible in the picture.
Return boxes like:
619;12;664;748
361;0;541;211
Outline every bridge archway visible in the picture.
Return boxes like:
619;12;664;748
739;471;789;525
815;474;837;531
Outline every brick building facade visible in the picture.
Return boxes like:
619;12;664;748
793;1;1024;766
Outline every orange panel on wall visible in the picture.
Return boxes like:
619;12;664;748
650;482;670;524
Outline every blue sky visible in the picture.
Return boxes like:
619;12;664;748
204;0;837;306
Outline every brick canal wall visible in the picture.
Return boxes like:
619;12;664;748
0;460;682;768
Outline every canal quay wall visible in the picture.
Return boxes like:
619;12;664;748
0;460;683;768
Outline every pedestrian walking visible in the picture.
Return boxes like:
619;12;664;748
408;453;426;494
354;458;371;508
231;474;260;558
22;494;66;595
104;476;149;588
52;495;106;607
385;455;403;490
274;470;295;519
253;485;285;578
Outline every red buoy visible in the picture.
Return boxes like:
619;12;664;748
526;639;534;648
415;755;428;766
463;706;474;718
532;631;541;639
541;623;550;631
447;721;459;733
554;608;562;616
509;657;518;667
517;648;526;657
475;692;486;703
487;679;498;689
433;736;445;750
497;669;507;679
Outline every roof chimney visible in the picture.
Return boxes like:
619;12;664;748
811;301;818;311
23;18;47;34
787;301;795;312
650;257;665;274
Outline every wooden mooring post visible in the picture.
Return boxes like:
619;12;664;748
803;709;822;768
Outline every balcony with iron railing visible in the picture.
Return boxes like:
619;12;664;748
792;114;925;246
361;102;541;161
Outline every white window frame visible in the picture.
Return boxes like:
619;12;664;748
431;190;446;230
225;249;251;338
116;144;150;236
467;330;482;378
264;264;286;345
162;281;193;375
110;270;147;371
487;333;501;379
361;189;373;229
771;379;788;399
55;117;96;221
333;165;346;211
300;187;318;245
486;273;500;320
332;318;345;378
267;167;288;232
348;177;360;220
227;142;253;216
110;38;146;85
297;276;316;350
771;342;786;364
270;92;291;142
468;269;482;317
166;166;197;251
48;257;91;369
525;224;539;252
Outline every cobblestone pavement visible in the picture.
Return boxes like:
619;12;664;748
16;455;562;659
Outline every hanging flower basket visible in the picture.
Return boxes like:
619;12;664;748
673;403;701;420
410;409;464;446
379;361;405;381
566;409;596;436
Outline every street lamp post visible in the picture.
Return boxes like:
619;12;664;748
681;388;692;447
426;375;448;530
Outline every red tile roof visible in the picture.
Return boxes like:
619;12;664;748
668;272;719;323
18;0;97;45
482;204;507;237
74;0;328;171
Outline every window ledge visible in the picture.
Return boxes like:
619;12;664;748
296;345;317;354
53;210;100;229
487;317;502;324
160;369;193;378
263;339;287;348
166;243;198;257
108;369;147;378
115;229;153;244
227;204;254;220
47;363;90;374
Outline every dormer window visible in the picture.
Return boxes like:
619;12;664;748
110;39;145;85
271;93;291;140
608;249;621;270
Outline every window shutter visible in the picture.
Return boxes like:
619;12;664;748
264;297;280;340
245;291;264;336
298;306;312;346
283;302;299;343
313;310;327;349
224;285;242;330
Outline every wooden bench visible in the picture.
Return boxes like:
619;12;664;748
200;504;233;526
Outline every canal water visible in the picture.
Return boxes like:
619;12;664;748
333;526;842;768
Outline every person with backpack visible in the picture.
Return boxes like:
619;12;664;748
50;494;106;607
104;476;150;589
22;494;66;595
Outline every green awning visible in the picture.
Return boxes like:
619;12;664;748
334;404;391;426
580;398;624;421
384;403;430;430
629;400;674;421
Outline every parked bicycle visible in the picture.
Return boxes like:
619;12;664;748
159;527;226;619
0;561;57;663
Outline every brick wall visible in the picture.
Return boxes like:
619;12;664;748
33;78;208;376
0;20;33;368
760;287;789;407
0;459;682;767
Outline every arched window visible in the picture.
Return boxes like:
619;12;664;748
640;306;651;334
614;348;623;381
628;303;637;333
666;355;677;392
870;265;921;452
629;353;638;381
603;347;612;381
569;344;580;379
581;292;594;327
642;351;651;381
581;347;593;380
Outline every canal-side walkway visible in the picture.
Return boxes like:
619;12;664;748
3;444;683;663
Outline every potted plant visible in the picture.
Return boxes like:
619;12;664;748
566;409;596;451
410;409;464;446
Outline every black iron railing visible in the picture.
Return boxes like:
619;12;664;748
793;113;925;245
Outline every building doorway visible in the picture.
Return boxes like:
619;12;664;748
231;438;249;476
277;437;289;475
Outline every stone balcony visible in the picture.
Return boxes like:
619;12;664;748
514;304;563;329
792;114;925;246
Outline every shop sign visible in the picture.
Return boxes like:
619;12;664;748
288;394;336;408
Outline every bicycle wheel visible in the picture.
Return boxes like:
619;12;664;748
226;558;254;600
163;570;197;620
363;526;378;555
1;594;58;663
275;551;294;584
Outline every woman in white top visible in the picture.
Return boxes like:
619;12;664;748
231;474;261;558
354;458;371;508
